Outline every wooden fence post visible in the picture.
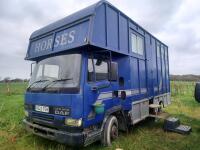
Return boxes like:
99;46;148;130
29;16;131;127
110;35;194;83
6;81;10;95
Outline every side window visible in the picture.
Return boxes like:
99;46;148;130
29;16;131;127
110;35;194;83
88;59;93;73
94;59;108;81
131;33;137;53
165;47;168;61
161;45;164;59
157;44;160;58
88;58;108;82
36;65;43;79
131;33;144;55
88;58;94;81
137;36;144;55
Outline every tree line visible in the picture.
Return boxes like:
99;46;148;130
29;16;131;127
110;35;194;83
0;77;29;83
0;74;200;83
170;75;200;82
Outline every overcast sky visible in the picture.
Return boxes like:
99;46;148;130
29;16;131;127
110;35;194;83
0;0;200;79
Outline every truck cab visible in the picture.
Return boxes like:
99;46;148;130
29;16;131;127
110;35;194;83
24;50;119;146
23;0;170;147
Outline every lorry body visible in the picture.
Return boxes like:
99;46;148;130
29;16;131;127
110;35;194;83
23;0;170;146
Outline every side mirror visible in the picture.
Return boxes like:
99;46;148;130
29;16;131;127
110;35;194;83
96;59;102;66
30;62;35;76
108;62;118;81
195;82;200;103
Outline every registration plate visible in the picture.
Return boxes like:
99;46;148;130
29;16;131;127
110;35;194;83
35;105;49;113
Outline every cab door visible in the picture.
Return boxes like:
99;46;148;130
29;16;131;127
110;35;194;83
83;52;119;127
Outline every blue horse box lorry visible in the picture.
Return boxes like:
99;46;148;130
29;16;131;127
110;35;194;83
23;0;170;146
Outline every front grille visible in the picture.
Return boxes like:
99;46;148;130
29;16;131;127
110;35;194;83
32;112;54;122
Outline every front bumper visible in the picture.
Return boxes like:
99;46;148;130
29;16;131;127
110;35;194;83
23;119;101;146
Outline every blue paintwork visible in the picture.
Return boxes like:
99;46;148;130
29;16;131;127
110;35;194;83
27;21;89;59
25;92;83;119
24;0;170;139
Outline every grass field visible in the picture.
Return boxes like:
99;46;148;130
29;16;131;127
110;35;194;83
0;82;200;150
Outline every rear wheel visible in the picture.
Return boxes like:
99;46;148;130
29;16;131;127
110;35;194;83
101;115;118;146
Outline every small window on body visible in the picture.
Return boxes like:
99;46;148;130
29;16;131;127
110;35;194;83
161;45;164;59
157;44;160;57
131;33;137;53
131;33;144;55
165;47;168;61
137;36;144;55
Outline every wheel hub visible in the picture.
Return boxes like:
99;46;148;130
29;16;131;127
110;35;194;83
111;125;118;140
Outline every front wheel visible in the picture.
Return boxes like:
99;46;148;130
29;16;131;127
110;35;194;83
101;115;118;146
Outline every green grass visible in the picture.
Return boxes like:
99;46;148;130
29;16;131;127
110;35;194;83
0;82;200;150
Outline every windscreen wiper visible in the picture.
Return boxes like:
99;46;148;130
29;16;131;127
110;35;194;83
27;79;50;90
52;78;73;82
42;78;73;91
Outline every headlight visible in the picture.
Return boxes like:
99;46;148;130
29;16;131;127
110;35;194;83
65;118;82;127
24;110;29;117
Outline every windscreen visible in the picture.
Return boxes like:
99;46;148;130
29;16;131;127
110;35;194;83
28;54;82;92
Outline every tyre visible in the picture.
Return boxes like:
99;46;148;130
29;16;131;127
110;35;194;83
101;115;118;146
195;82;200;103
